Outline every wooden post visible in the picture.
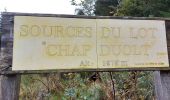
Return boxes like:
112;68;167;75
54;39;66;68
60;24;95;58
0;13;21;100
154;71;170;100
155;13;170;93
154;20;170;100
0;75;21;100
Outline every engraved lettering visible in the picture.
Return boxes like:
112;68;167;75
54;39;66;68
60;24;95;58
31;25;41;36
85;27;92;37
20;25;29;36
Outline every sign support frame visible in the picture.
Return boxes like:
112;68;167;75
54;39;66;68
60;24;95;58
1;12;170;100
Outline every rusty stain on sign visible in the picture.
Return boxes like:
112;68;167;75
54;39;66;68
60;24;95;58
12;16;169;70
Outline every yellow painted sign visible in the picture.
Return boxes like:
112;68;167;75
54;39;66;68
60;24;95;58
12;16;169;70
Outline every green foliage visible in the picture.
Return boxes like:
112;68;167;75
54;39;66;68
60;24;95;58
137;72;154;99
71;0;170;17
116;0;170;17
20;73;108;100
61;73;105;100
71;0;96;15
20;75;46;99
159;11;170;17
94;0;120;16
71;0;121;16
20;72;154;100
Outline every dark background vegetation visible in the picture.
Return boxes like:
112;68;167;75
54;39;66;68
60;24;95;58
3;0;168;99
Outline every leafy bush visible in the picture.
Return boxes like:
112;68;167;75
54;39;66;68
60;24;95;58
20;71;154;100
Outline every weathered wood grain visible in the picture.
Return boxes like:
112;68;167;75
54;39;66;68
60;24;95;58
0;12;21;100
0;75;20;100
154;71;170;100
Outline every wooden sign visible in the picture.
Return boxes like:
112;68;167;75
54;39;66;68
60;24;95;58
12;16;169;70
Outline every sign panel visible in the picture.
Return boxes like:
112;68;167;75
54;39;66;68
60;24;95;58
97;19;169;68
13;16;169;70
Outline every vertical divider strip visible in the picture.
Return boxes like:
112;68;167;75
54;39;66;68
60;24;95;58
95;19;99;70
